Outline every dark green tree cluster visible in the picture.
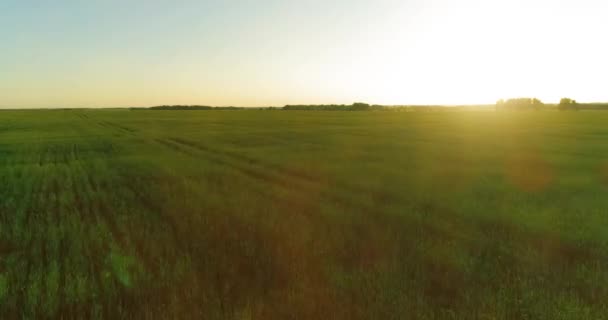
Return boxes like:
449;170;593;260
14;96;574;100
558;98;579;111
283;102;382;111
496;98;544;110
150;105;213;110
149;105;247;110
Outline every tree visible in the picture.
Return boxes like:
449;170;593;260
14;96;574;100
531;98;543;110
496;99;505;110
558;98;579;111
351;102;371;111
496;98;545;110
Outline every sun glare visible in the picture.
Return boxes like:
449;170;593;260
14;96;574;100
309;0;608;106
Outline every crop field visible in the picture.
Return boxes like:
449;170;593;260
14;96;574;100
1;109;608;319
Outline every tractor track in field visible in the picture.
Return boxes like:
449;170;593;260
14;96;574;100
14;162;46;316
27;116;124;318
155;137;302;191
124;180;185;258
66;137;127;318
72;114;135;249
168;137;331;186
157;137;328;198
74;117;181;305
79;114;357;200
166;136;398;204
50;172;68;319
31;153;64;317
154;137;399;213
39;185;52;315
77;114;192;255
76;196;107;318
96;120;138;137
83;109;402;215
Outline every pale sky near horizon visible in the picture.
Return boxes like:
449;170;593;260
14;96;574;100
1;0;606;108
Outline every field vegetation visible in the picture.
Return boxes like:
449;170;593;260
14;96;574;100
1;109;608;319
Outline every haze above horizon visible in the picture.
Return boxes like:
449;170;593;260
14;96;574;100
1;0;607;108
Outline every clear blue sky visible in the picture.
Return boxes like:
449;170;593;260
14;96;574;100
1;0;607;108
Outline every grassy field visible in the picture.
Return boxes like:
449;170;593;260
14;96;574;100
1;109;608;319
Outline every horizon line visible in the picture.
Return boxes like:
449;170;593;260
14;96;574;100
2;101;608;110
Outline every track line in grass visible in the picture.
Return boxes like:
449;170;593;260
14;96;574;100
76;198;107;317
37;176;54;316
17;164;50;317
168;137;327;184
156;138;318;194
88;115;357;206
84;118;435;228
155;137;394;218
120;177;185;258
166;136;388;200
12;155;45;316
75;114;155;274
94;120;137;137
74;168;118;318
48;165;67;318
38;119;119;317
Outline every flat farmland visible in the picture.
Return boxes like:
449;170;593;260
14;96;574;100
1;109;608;319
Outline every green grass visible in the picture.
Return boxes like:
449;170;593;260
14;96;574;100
0;109;608;319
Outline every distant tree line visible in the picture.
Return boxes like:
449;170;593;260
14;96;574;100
148;105;248;110
558;98;579;111
493;97;608;111
135;104;484;112
496;98;545;110
132;99;608;112
282;103;385;111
